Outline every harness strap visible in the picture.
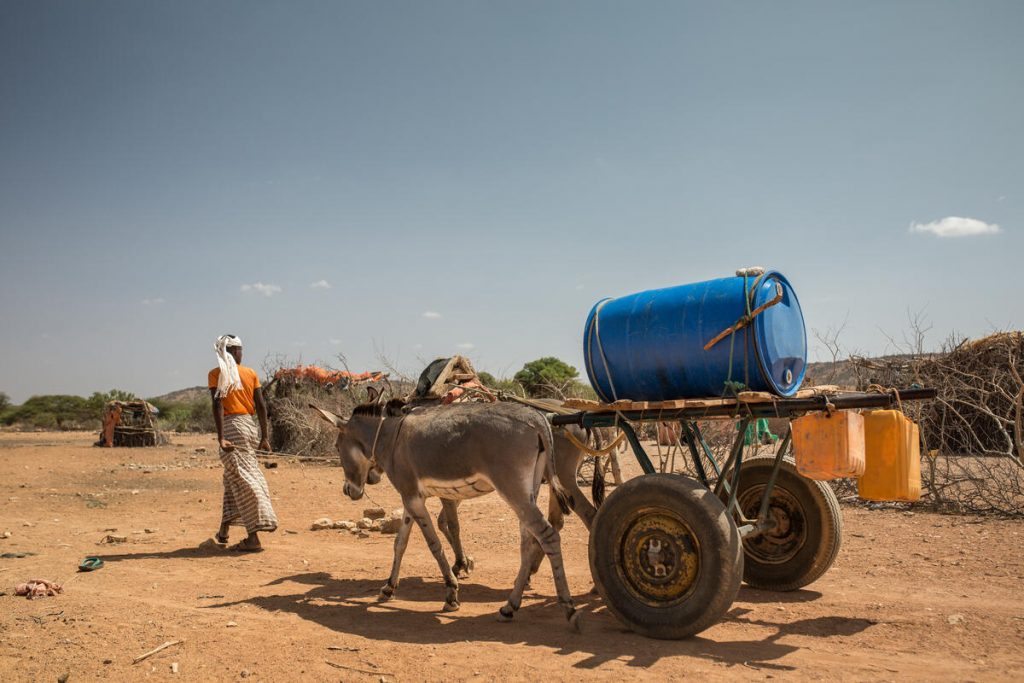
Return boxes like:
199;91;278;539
561;428;626;457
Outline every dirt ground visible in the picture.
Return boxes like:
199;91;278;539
1;431;1023;682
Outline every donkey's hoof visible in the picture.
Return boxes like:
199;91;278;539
442;600;460;613
496;605;515;622
453;557;474;578
378;584;395;601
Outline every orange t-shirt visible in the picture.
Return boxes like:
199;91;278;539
208;366;261;415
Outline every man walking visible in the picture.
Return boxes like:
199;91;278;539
208;335;277;551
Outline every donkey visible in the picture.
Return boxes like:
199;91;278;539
311;398;581;628
432;424;603;581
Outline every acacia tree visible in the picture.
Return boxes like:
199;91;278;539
513;357;580;398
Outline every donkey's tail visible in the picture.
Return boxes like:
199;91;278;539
589;428;607;507
540;416;573;515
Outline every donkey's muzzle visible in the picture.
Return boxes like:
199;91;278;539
343;481;364;501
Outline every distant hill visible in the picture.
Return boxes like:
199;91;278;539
149;386;209;403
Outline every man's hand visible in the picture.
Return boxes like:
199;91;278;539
258;438;271;453
220;438;235;452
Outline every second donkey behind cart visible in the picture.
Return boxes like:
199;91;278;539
311;397;582;629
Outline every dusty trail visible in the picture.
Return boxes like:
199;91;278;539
1;431;1023;681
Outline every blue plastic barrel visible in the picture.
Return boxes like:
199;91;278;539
583;270;807;401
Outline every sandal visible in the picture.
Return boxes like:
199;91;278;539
228;541;263;553
78;556;104;572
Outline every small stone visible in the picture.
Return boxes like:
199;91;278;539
101;534;128;544
363;507;387;520
1;531;11;539
356;518;373;529
331;520;354;530
380;517;403;534
144;528;158;534
240;670;251;678
948;613;965;625
131;490;140;495
195;447;206;454
357;531;370;539
226;621;238;627
390;508;404;519
310;518;333;531
103;659;113;665
171;662;179;674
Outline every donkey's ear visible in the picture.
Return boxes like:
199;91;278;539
365;386;381;404
308;404;347;429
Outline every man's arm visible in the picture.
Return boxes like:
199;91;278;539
254;387;271;453
210;389;233;452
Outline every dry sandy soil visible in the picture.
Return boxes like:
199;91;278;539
1;431;1023;682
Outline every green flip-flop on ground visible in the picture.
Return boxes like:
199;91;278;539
78;556;104;572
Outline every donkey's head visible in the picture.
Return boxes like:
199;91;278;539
309;387;401;500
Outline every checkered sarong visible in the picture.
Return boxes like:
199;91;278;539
220;414;277;534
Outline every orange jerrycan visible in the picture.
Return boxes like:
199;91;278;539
858;410;921;501
791;411;865;480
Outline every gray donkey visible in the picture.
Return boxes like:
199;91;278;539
312;397;580;628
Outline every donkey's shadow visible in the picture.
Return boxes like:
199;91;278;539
209;572;872;670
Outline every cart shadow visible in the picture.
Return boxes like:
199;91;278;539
209;571;876;671
737;586;824;604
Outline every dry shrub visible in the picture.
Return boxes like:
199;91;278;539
265;380;375;458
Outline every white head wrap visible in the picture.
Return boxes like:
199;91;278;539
214;335;243;398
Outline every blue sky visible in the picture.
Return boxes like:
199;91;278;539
1;1;1020;402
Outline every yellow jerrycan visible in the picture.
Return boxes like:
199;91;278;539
858;410;921;501
791;410;866;480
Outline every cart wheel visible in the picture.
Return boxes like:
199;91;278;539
589;474;743;639
722;455;842;591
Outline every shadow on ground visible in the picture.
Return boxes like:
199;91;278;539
208;571;876;671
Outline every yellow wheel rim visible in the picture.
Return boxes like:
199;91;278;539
615;507;701;607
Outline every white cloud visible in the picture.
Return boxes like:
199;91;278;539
422;311;442;319
240;282;282;297
909;216;1001;238
310;279;331;290
141;297;165;305
456;342;475;350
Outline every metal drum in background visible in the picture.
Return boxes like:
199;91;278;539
583;269;807;401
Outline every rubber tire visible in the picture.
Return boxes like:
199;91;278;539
722;455;843;591
589;473;743;639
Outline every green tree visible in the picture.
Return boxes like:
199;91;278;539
477;371;497;387
513;357;580;398
0;392;10;412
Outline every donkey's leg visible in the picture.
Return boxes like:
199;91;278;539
438;499;473;578
499;521;538;621
405;496;460;612
526;490;565;580
498;496;578;628
379;509;414;601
